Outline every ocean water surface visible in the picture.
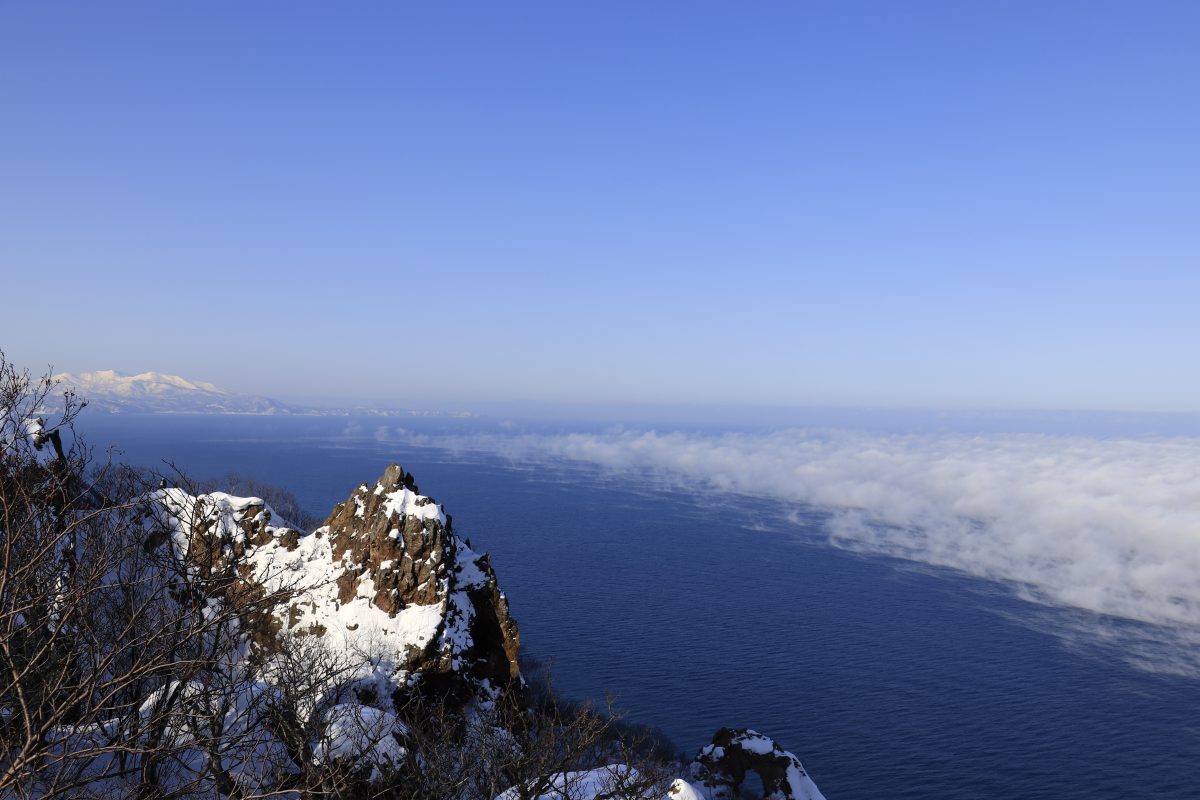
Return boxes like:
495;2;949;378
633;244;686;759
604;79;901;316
83;414;1200;799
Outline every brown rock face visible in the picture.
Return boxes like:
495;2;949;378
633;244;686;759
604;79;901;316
325;464;450;614
458;551;522;685
314;465;521;692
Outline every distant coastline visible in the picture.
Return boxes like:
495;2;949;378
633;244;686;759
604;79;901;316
43;369;475;418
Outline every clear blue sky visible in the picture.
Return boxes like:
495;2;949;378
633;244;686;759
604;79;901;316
2;1;1197;411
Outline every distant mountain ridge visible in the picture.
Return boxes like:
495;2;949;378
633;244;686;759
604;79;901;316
49;370;288;414
48;370;470;417
64;369;228;397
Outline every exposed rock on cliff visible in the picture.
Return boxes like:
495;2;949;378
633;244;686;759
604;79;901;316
158;463;520;704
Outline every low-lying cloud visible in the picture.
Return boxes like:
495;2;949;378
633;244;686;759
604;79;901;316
380;426;1200;675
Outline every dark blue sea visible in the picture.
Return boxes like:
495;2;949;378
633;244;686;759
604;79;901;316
83;414;1200;799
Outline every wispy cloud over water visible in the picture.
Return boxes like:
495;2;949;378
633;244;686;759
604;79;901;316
377;425;1200;674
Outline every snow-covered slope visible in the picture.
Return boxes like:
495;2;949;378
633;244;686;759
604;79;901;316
51;370;290;414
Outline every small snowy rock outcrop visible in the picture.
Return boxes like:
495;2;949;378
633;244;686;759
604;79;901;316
689;728;827;800
489;729;828;800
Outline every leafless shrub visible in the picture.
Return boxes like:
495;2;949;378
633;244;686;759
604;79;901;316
0;355;298;798
385;673;675;800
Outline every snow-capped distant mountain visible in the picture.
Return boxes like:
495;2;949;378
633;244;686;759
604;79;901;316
46;370;473;417
49;370;292;414
60;370;227;398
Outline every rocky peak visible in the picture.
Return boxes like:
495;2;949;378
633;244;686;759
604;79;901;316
325;464;448;612
157;463;520;704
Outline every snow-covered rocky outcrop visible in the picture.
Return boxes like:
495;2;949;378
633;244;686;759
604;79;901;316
159;463;521;704
689;729;826;800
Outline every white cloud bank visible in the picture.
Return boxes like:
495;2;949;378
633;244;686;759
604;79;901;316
382;426;1200;675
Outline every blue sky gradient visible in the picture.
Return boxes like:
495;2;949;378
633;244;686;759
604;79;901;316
2;2;1198;411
